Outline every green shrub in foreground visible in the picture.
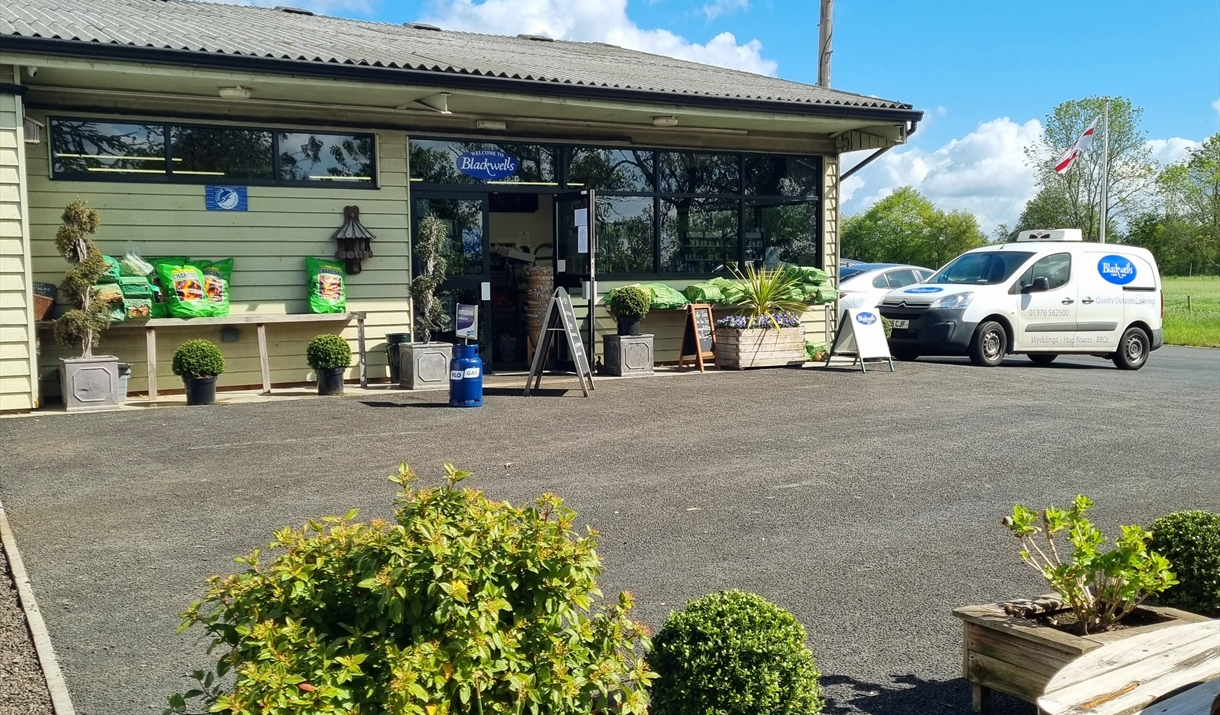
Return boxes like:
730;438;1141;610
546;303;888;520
1150;510;1220;616
647;590;823;715
171;339;225;378
168;463;655;715
305;333;352;370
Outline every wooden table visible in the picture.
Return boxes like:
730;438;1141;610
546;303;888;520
39;312;367;402
1036;620;1219;715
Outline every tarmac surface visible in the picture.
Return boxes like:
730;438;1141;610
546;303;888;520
2;346;1218;714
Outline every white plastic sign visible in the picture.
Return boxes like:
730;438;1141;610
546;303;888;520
577;225;588;253
827;308;893;371
574;208;588;226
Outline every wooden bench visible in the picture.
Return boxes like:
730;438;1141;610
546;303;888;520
1036;620;1219;715
39;312;367;403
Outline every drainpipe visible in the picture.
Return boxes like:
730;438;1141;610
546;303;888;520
840;120;918;182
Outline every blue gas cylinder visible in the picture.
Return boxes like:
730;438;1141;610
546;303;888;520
449;343;483;408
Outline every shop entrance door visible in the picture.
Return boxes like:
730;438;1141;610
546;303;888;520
411;194;493;370
553;190;597;364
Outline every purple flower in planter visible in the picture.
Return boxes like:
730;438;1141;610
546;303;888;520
715;312;802;330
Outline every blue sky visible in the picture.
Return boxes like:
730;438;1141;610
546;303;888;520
229;0;1220;228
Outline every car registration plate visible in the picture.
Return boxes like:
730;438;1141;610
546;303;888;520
890;319;910;329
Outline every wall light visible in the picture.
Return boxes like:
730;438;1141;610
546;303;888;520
218;86;252;100
475;119;507;131
652;115;679;127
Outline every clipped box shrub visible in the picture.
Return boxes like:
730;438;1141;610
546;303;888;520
171;339;225;378
647;590;823;715
169;464;655;714
306;333;352;370
1149;510;1220;616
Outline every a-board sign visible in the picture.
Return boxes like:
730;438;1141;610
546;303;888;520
455;303;478;340
678;304;716;372
524;287;594;397
826;308;893;373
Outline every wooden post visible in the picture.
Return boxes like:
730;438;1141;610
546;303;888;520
256;323;271;394
973;684;992;714
145;327;157;404
1187;295;1192;313
356;314;367;389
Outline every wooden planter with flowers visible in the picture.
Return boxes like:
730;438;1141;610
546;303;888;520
714;320;806;369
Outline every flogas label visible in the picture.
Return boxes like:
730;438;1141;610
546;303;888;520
1098;255;1137;285
456;150;518;180
856;311;878;325
904;286;943;294
450;370;464;381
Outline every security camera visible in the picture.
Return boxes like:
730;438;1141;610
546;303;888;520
26;67;38;78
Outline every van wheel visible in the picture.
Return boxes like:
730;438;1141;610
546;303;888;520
1028;353;1057;365
891;347;920;361
1113;328;1150;370
969;321;1007;367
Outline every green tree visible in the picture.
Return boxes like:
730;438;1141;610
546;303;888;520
1124;135;1220;274
1023;96;1157;241
841;187;986;268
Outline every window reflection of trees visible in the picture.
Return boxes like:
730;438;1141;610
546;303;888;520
414;199;484;277
278;133;373;182
171;127;273;179
51;121;166;174
568;149;654;192
659;152;740;195
596;197;654;273
660;198;739;274
745;200;819;267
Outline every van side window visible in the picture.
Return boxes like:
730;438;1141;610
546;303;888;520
1013;252;1071;293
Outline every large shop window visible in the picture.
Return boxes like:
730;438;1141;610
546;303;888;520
51;118;375;186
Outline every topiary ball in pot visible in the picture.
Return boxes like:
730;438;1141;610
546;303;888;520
306;333;351;395
1149;510;1220;616
647;590;823;715
172;339;225;406
606;285;651;336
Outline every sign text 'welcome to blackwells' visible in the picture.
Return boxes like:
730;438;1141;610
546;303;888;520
456;150;518;181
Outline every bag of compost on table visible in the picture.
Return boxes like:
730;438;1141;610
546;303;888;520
708;277;746;305
147;257;189;318
307;256;347;314
155;261;211;318
98;256;122;284
682;281;725;305
199;258;233;317
119;275;153;300
92;283;125;322
124;298;152;320
639;282;689;310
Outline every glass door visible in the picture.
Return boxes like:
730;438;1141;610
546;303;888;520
552;191;597;366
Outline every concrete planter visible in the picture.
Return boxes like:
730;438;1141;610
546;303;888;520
603;334;653;377
58;356;121;412
714;328;805;370
398;342;452;390
952;602;1209;712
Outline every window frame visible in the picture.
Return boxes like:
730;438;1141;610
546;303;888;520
49;116;378;189
1010;251;1073;294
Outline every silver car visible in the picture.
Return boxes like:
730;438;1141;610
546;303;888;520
838;263;935;310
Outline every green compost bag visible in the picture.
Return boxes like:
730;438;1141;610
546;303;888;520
119;276;152;300
147;257;189;318
98;256;122;284
708;277;746;305
307;256;347;314
682;281;725;305
639;282;688;310
793;266;830;286
814;285;837;304
124;298;152;321
199;258;234;317
92;283;125;323
155;261;211;318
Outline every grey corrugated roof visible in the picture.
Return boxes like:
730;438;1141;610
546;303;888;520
1;0;915;114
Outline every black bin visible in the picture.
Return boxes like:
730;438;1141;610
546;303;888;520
385;332;412;384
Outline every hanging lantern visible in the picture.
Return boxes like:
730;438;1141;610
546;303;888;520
332;205;375;274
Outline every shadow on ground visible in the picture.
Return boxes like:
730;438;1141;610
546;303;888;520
821;675;1034;715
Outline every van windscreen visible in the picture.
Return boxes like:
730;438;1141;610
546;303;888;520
928;251;1033;285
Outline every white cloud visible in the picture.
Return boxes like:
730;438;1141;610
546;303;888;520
420;0;778;75
703;0;749;21
1213;98;1220;114
1145;138;1201;167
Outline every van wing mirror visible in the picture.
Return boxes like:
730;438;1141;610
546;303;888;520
1025;276;1051;293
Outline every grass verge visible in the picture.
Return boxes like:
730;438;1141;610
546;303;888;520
1162;276;1220;347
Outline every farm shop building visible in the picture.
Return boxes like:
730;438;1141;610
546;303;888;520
0;0;921;411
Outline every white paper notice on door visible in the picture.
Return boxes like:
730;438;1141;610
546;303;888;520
574;208;588;227
577;225;588;253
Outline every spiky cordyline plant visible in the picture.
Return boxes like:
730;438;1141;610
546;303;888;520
52;200;114;358
725;263;807;330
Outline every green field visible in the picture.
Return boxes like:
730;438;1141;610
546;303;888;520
1162;276;1220;347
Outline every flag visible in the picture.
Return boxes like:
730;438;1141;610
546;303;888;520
1054;120;1097;174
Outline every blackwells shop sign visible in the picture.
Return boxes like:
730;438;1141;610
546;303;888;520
456;150;518;181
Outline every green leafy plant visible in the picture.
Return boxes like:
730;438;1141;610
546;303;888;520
880;315;894;338
1149;510;1220;616
725;264;807;329
305;334;352;371
1001;495;1177;633
647;590;823;715
411;214;449;344
52;200;117;357
171;340;225;379
167;463;655;715
605;286;651;319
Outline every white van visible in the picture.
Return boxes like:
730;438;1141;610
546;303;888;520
878;229;1163;369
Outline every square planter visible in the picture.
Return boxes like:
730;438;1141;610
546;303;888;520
714;328;806;370
59;355;122;412
398;342;452;390
953;601;1211;712
603;334;654;377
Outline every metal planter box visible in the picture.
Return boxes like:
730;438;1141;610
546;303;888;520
714;328;806;369
603;334;653;377
59;355;122;411
398;342;452;390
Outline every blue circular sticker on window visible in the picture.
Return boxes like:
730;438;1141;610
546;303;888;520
855;311;878;325
1097;255;1137;285
456;150;518;180
904;286;943;294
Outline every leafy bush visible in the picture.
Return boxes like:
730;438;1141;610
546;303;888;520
606;286;651;318
305;334;351;370
168;463;654;715
881;315;893;338
647;590;823;715
716;312;802;330
1149;510;1220;616
1001;495;1177;633
171;340;225;378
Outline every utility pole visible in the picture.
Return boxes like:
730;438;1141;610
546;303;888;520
1099;97;1110;244
818;0;833;88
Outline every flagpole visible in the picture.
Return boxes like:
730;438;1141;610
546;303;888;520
1099;97;1110;244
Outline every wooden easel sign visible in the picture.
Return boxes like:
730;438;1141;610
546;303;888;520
826;308;894;373
678;303;716;372
524;287;595;397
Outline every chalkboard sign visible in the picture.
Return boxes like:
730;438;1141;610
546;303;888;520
525;287;595;397
678;304;716;372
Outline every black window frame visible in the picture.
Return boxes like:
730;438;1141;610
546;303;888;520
49;116;378;189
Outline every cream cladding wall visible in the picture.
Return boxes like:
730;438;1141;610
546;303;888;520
0;67;37;411
26;111;411;396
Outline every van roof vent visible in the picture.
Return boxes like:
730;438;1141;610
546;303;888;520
274;6;314;15
407;23;442;31
1016;228;1084;242
517;33;555;42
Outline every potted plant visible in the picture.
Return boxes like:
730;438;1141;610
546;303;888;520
306;334;351;396
954;495;1208;713
401;214;452;390
602;286;654;377
606;285;651;336
714;265;808;369
172;339;225;406
52;200;123;411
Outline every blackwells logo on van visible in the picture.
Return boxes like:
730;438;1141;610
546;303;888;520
1098;255;1137;285
456;150;518;180
904;286;943;294
856;311;878;325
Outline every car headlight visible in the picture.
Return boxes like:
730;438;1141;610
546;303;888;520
931;291;974;309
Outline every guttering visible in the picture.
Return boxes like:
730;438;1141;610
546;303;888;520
1;36;925;124
841;119;918;181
